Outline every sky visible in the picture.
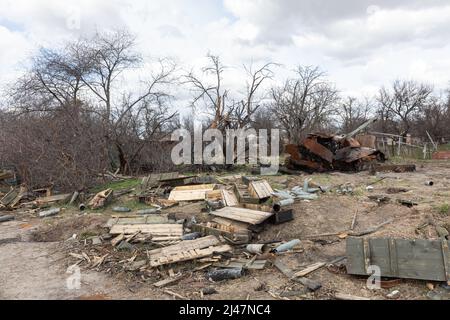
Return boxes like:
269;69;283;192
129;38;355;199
1;0;450;105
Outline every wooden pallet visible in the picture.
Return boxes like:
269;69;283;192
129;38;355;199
168;184;215;201
110;223;183;242
148;235;232;267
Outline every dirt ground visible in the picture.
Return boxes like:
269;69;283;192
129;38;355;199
1;160;450;300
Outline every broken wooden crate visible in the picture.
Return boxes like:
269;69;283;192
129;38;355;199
248;180;274;201
88;189;113;209
34;193;71;206
191;220;252;244
168;184;215;202
233;183;260;204
147;235;232;267
206;189;239;207
347;237;450;283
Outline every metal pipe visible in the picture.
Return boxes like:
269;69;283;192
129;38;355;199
112;207;131;213
246;244;266;254
137;208;160;215
0;215;14;223
425;181;434;186
39;208;61;218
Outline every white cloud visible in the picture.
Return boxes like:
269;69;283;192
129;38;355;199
1;0;450;102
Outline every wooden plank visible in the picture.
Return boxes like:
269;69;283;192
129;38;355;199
273;259;322;291
153;275;184;288
168;184;215;201
214;259;267;270
210;207;274;225
107;216;172;226
110;224;183;237
293;262;326;278
441;240;450;284
249;180;273;199
347;237;450;282
335;293;370;301
171;184;215;191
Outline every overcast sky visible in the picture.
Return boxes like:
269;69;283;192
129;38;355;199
1;0;450;102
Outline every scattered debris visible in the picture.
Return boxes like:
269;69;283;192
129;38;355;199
386;290;401;300
334;293;370;300
285;119;385;173
386;187;408;194
370;164;416;173
397;199;418;208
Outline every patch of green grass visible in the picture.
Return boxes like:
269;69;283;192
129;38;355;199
436;203;450;216
352;187;365;197
90;178;141;193
79;230;100;240
310;174;332;185
117;200;155;210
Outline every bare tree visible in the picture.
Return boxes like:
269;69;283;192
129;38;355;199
269;65;339;144
377;80;433;135
6;29;179;184
184;54;275;130
338;96;373;133
9;45;89;114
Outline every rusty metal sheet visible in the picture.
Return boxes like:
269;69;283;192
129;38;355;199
303;137;334;163
341;138;361;148
334;147;379;163
285;144;302;162
289;158;325;171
